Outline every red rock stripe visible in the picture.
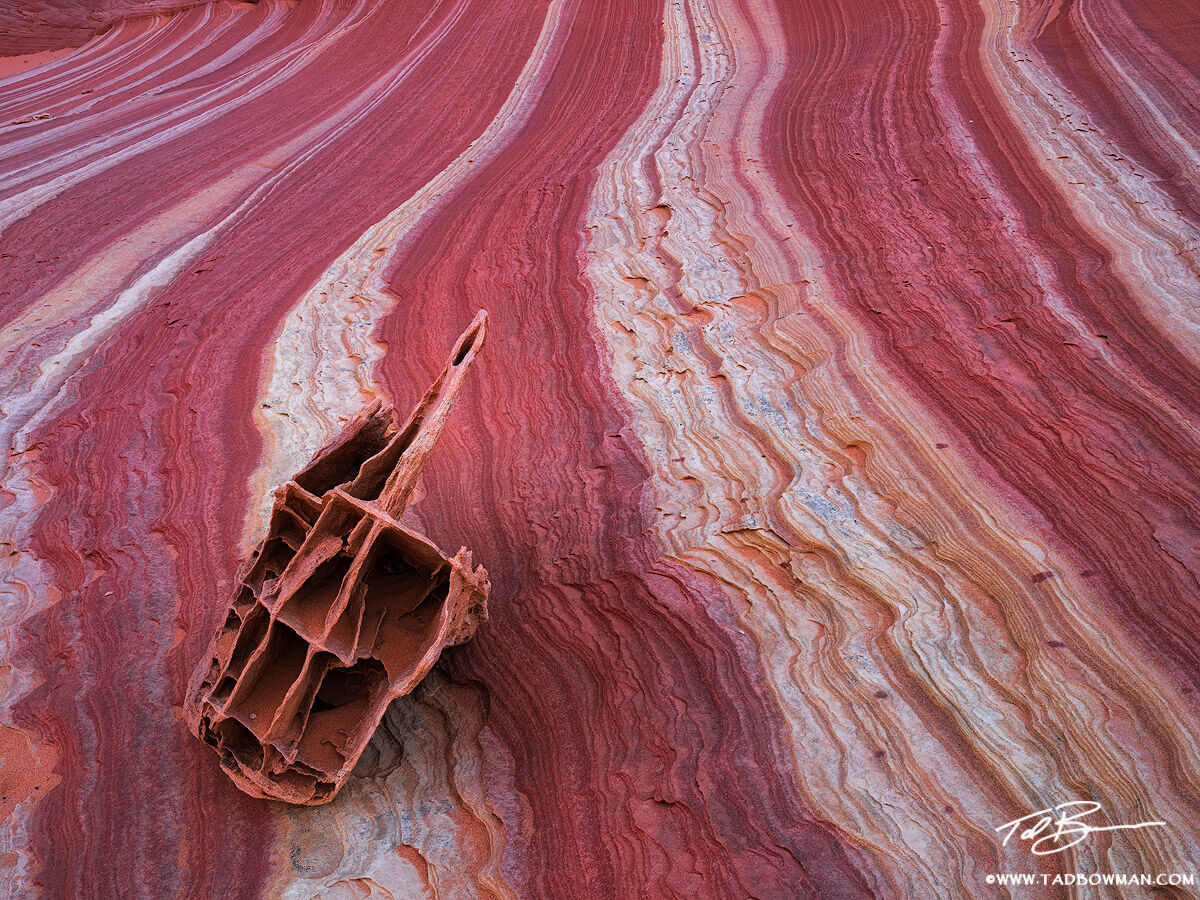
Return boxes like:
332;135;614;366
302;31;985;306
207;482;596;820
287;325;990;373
1118;0;1200;74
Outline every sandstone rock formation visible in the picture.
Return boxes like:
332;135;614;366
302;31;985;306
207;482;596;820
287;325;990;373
2;0;1199;897
186;313;490;804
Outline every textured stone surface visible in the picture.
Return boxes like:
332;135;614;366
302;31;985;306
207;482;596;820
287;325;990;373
0;0;1198;897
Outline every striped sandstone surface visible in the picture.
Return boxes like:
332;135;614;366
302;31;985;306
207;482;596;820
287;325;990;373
0;0;1198;897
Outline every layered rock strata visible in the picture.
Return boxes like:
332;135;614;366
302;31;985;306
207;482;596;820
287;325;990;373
0;0;1198;897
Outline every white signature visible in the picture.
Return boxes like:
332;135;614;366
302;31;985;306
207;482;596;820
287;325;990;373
997;802;1166;856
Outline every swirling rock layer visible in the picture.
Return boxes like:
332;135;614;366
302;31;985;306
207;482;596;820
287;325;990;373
1;0;1198;897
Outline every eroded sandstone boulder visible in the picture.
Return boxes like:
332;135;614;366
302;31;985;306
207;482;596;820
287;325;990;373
185;311;490;805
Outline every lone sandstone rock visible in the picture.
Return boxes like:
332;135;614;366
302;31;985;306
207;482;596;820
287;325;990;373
186;311;490;805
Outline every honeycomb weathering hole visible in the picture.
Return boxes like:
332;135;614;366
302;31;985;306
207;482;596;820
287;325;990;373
314;658;387;712
184;311;491;805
